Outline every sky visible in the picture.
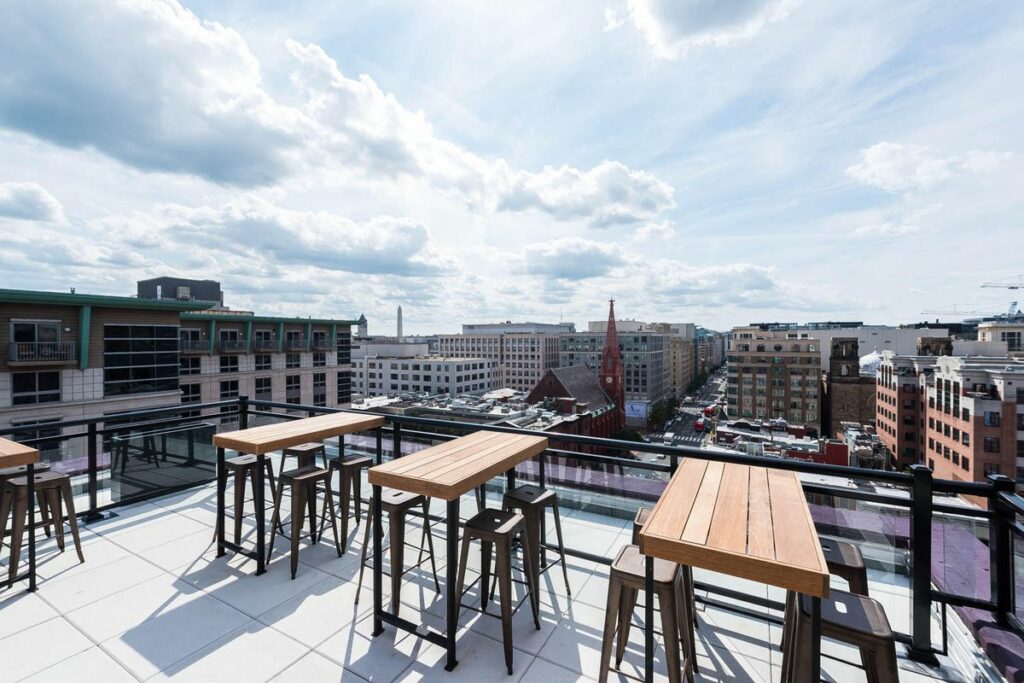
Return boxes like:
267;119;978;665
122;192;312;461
0;0;1022;335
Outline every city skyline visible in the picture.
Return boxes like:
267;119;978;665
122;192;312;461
1;1;1022;335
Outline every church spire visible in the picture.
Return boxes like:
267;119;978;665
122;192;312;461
600;298;625;430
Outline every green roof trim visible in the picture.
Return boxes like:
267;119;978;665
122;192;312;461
0;288;216;311
181;312;358;325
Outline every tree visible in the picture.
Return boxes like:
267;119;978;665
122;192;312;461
612;428;645;443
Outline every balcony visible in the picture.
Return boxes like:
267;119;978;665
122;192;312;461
218;339;248;353
0;398;1009;682
311;337;332;350
179;339;208;354
7;340;76;364
284;336;307;351
252;339;277;352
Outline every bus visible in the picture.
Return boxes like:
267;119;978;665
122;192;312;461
694;418;705;432
663;432;675;445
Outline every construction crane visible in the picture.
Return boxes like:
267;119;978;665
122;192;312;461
982;276;1024;290
920;305;988;316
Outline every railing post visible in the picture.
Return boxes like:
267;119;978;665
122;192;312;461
989;474;1016;626
239;395;249;430
909;464;936;662
392;423;402;460
84;421;102;522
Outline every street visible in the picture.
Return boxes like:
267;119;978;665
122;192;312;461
652;367;727;448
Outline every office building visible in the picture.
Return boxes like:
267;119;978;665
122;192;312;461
350;355;493;398
726;327;821;428
437;321;569;392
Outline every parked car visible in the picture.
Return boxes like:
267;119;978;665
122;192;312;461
694;418;705;432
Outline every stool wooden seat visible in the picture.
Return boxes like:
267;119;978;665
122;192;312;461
326;454;373;547
0;462;53;538
502;484;570;597
782;589;898;683
1;471;84;586
281;442;327;470
633;507;698;632
455;508;540;675
599;544;695;683
355;489;439;614
224;454;280;544
267;465;342;579
821;538;869;596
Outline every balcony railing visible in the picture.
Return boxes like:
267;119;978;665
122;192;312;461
284;337;307;350
179;339;207;353
219;339;248;353
252;339;277;352
0;394;1017;673
311;337;331;350
8;340;76;363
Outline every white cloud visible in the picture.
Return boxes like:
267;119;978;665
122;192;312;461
519;237;626;280
846;142;1013;193
623;0;797;59
853;222;920;238
0;182;65;223
0;1;677;226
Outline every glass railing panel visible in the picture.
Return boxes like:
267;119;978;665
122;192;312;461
933;507;990;604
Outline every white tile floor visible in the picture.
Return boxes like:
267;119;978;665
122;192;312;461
0;478;988;682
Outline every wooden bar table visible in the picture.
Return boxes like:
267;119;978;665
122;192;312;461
639;458;830;682
212;412;384;574
0;437;40;591
367;429;548;671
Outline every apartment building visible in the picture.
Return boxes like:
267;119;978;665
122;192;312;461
922;356;1024;484
351;356;493;397
176;310;355;419
726;327;821;427
558;331;668;423
876;353;938;469
978;319;1024;358
0;288;215;455
436;322;569;392
697;329;726;375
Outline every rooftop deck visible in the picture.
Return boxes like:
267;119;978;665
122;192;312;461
0;467;989;682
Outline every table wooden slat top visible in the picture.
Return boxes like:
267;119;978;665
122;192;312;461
368;430;548;501
212;412;384;455
0;436;39;468
639;458;829;598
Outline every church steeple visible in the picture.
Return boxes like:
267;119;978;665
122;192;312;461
600;298;625;430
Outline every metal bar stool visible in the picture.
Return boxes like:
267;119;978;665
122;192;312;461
633;507;698;633
267;465;342;579
821;538;869;596
325;453;373;548
0;463;52;539
281;443;327;540
501;484;570;600
454;508;540;675
224;454;280;544
599;544;695;683
355;488;439;615
1;471;84;586
781;589;899;683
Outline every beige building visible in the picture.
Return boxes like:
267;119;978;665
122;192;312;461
351;355;494;397
726;327;821;427
978;319;1024;358
437;322;568;392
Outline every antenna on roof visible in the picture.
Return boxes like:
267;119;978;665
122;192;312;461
70;287;75;294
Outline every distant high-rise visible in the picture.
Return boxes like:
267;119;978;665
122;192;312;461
397;305;403;339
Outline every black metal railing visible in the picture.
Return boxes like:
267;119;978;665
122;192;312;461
218;339;248;353
252;339;277;351
179;339;207;352
0;394;1018;665
8;341;76;362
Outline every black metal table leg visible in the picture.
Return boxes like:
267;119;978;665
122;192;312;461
372;484;384;636
645;555;654;682
26;462;36;592
445;497;460;671
809;594;821;682
255;453;266;575
216;446;226;557
375;428;383;465
506;467;516;493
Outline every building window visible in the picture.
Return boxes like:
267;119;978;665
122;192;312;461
313;352;326;367
219;379;239;423
180;383;201;418
286;353;300;369
984;437;1001;453
984;411;1002;427
286;374;301;406
180;356;201;376
984;463;1002;477
313;372;326;407
11;420;61;461
255;354;271;371
11;371;61;405
337;371;351;404
219;355;239;373
255;376;272;401
103;324;179;396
